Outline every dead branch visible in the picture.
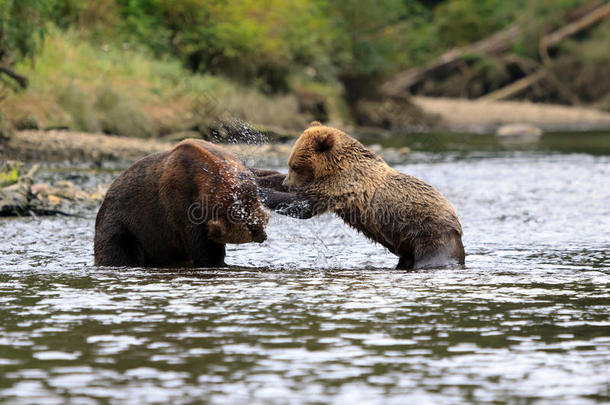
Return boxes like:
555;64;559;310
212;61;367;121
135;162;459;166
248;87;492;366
539;2;610;65
545;2;610;47
380;25;521;97
479;70;547;102
0;66;28;88
382;1;610;98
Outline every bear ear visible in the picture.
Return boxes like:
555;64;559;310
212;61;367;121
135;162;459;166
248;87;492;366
308;121;323;128
314;133;334;153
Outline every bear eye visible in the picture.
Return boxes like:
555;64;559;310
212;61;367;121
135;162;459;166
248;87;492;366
290;165;301;173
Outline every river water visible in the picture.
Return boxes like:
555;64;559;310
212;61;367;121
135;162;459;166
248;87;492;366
1;133;609;404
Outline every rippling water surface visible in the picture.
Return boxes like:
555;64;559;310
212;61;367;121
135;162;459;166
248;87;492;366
1;136;609;404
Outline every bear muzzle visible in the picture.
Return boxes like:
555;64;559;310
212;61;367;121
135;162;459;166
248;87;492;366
248;206;269;243
282;172;295;188
248;224;267;243
207;213;267;244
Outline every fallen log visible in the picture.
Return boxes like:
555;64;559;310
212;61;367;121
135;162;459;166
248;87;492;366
382;1;610;98
484;3;609;103
539;2;610;64
380;25;521;97
544;2;610;48
479;70;548;102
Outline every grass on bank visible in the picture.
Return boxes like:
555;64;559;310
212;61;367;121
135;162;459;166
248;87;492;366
1;30;342;138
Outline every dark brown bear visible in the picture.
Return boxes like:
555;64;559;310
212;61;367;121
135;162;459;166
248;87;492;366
94;139;269;267
260;122;465;270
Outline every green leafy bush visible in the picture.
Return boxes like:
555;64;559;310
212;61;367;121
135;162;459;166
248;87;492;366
2;0;607;134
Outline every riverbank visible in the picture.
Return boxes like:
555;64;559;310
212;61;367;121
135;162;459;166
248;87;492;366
2;123;609;216
4;97;610;164
0;130;296;167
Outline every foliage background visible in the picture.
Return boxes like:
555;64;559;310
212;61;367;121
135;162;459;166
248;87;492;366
0;0;608;136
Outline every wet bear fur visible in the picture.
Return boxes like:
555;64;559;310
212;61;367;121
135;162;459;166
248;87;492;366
260;122;465;269
94;139;269;267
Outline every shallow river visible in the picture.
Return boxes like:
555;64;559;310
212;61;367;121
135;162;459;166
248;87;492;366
1;133;609;404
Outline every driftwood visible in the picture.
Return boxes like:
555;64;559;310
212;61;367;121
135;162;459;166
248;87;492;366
539;2;610;64
381;1;610;98
480;70;548;102
380;25;521;97
479;68;581;104
545;2;610;47
0;66;28;88
483;3;609;103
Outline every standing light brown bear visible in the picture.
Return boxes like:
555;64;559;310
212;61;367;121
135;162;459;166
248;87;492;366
260;122;465;269
94;139;269;267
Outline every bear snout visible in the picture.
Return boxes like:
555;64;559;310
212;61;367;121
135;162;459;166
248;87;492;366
249;226;267;243
248;206;269;243
282;172;294;187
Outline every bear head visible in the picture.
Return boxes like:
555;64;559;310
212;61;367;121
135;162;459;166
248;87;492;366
283;122;378;188
208;173;269;244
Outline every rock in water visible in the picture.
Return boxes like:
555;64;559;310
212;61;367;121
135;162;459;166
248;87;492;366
496;123;543;139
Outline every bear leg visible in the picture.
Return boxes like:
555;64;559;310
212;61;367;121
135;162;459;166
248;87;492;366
396;256;414;270
412;232;465;269
249;168;283;177
191;240;227;268
258;188;321;219
94;227;143;267
250;168;288;191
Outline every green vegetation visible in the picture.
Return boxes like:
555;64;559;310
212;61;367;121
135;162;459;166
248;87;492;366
4;30;312;137
0;160;21;186
0;0;607;137
0;167;18;185
0;0;48;63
